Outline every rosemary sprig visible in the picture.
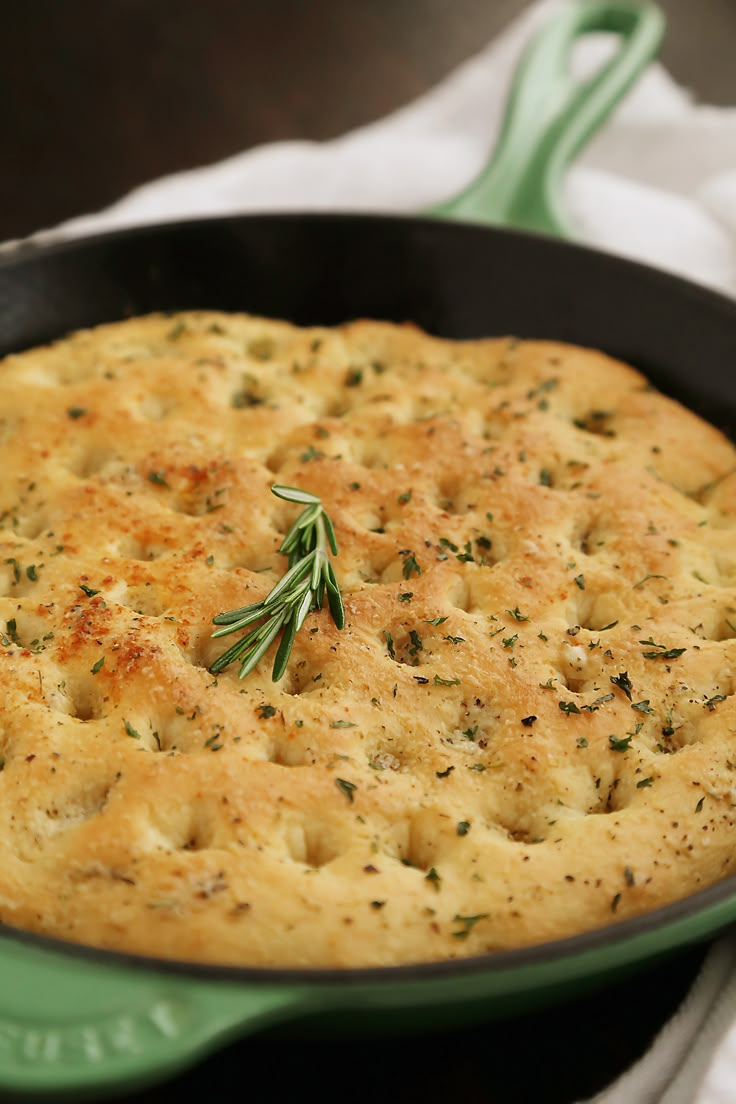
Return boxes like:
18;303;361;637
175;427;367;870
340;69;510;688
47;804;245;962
209;485;345;681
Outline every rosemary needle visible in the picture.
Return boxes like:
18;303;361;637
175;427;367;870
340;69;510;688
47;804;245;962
209;484;345;681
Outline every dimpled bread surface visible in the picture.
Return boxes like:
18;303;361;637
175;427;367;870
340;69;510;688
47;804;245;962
0;311;734;968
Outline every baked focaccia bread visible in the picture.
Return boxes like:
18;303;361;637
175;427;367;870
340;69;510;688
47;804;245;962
0;312;733;968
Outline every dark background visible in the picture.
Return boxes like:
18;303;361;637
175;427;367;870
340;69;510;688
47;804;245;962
2;0;735;242
3;2;735;1101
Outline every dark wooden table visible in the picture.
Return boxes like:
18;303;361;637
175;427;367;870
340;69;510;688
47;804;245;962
2;2;734;1100
2;0;735;243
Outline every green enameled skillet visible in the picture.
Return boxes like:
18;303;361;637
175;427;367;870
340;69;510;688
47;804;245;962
2;3;736;1099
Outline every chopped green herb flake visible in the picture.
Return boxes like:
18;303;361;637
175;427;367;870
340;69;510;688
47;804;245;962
299;446;324;462
609;734;633;753
452;913;489;939
632;574;667;590
581;693;615;713
434;675;461;686
527;378;559;400
231;389;263;409
641;647;686;660
336;778;357;803
425;867;441;891
401;552;422;580
455;541;475;563
610;672;633;700
91;656;105;675
559;701;581;716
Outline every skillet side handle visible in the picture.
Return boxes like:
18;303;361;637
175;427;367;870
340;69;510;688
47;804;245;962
0;937;310;1099
431;0;665;237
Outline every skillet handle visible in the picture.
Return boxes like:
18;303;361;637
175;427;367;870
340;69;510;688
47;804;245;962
431;0;665;237
0;936;311;1098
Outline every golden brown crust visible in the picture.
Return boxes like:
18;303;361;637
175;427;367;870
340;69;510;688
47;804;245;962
0;311;734;967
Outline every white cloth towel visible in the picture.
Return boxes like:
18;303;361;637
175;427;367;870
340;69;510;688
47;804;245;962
6;2;736;1100
10;0;736;301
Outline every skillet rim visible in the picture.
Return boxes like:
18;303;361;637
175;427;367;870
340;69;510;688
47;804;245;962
1;209;736;317
0;867;735;985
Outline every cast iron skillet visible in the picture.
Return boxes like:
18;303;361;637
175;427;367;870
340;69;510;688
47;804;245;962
1;3;736;1099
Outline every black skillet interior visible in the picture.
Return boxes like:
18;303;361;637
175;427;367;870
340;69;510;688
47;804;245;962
1;214;735;438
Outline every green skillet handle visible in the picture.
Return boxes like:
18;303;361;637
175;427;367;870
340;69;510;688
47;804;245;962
0;937;311;1099
431;0;665;237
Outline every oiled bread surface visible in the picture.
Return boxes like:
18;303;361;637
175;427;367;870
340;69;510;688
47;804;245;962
0;312;734;967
